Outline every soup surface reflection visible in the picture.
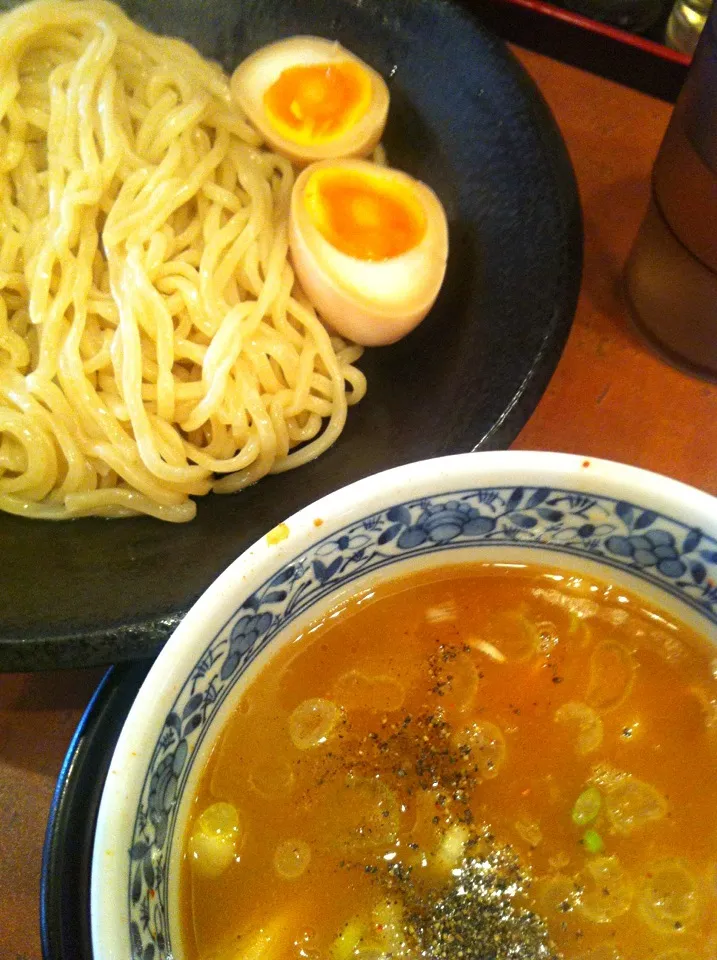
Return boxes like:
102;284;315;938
181;564;717;960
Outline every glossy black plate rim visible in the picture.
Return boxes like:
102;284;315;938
40;659;154;960
3;0;582;673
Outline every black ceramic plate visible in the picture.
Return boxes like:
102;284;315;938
0;0;582;671
40;660;154;960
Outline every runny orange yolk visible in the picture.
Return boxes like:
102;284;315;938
305;169;427;261
263;61;372;144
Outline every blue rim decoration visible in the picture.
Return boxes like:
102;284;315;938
125;484;717;959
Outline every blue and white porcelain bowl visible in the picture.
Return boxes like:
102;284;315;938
91;451;717;960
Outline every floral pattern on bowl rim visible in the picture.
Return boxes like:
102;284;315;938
125;483;717;959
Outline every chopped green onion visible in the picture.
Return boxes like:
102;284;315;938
330;919;364;960
582;828;604;854
572;786;602;826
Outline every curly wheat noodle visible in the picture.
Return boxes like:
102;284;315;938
0;0;367;521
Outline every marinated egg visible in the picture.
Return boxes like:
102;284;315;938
289;159;449;345
230;36;389;165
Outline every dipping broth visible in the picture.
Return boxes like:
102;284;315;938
180;564;717;959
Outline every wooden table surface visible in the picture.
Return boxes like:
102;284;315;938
2;44;716;960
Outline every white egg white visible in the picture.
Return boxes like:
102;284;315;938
289;159;449;346
230;36;389;165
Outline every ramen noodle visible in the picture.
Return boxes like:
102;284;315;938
0;0;366;521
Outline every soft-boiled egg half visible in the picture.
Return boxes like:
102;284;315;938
289;159;449;346
230;36;389;165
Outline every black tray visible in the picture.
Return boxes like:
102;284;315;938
40;660;154;960
477;0;690;102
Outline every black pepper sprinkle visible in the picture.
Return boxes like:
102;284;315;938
400;844;559;960
299;672;562;960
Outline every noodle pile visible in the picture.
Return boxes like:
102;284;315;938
0;0;366;522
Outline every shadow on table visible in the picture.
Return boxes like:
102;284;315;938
580;176;658;343
0;669;105;776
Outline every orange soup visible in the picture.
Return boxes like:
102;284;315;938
180;564;717;960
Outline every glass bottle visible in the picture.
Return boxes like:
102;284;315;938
665;0;713;56
623;2;717;380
